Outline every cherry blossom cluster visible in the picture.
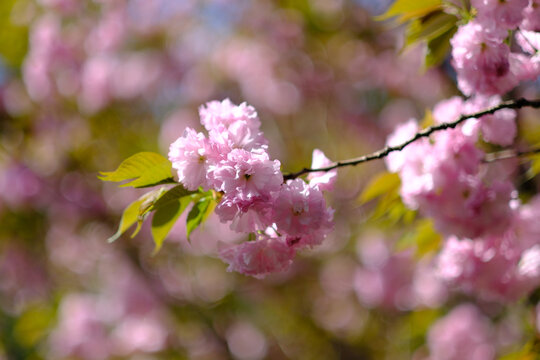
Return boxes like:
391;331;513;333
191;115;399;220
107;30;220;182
169;99;335;278
435;194;540;302
384;1;540;303
451;0;540;96
385;96;540;301
385;96;517;239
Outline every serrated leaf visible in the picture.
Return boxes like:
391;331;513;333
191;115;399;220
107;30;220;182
376;0;442;22
98;152;174;188
360;172;401;203
186;196;216;240
151;195;193;254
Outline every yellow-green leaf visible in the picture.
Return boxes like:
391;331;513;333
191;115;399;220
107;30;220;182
108;188;165;243
376;0;442;23
108;198;146;243
405;12;457;47
360;172;401;203
98;152;174;188
396;218;442;257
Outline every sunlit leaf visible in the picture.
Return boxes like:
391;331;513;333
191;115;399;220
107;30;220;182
108;198;146;243
360;172;401;203
99;152;174;188
108;188;165;243
405;12;457;47
376;0;442;23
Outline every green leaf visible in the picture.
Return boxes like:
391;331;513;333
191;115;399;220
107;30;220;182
150;185;197;253
150;184;196;212
396;219;442;257
98;152;174;188
186;195;217;240
424;25;457;68
360;172;401;203
13;305;54;347
108;188;166;243
151;196;193;254
405;12;457;47
376;0;442;22
0;0;29;67
108;197;146;243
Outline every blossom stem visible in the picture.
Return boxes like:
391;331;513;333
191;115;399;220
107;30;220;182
283;98;540;180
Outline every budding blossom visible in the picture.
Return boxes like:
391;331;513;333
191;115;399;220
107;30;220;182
169;99;335;277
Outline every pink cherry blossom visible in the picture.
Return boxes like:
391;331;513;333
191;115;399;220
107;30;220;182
427;304;495;360
436;196;540;301
516;30;540;55
451;21;518;96
219;235;295;278
272;179;334;249
215;195;274;233
386;112;515;238
168;127;213;191
199;98;261;133
464;96;517;146
384;119;430;175
209;149;282;198
432;96;464;125
472;0;528;30
509;53;540;82
521;0;540;31
307;149;337;191
208;121;268;153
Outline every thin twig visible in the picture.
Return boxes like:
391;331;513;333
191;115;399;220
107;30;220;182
283;98;540;180
484;148;540;163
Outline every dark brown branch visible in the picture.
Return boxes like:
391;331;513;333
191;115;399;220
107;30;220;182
283;98;540;180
